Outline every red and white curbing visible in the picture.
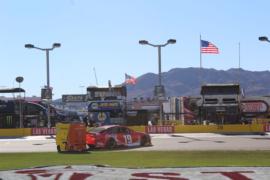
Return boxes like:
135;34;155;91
1;165;270;179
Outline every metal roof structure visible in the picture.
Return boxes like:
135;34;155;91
0;88;25;93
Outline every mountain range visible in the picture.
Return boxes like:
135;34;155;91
126;68;270;99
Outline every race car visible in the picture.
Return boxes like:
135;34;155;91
86;125;151;149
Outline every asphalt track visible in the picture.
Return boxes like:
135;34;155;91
1;134;270;179
1;133;270;152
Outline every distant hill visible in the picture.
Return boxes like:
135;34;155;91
126;68;270;98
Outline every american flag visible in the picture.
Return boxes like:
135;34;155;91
201;40;219;54
125;73;136;85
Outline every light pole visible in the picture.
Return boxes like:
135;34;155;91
139;39;176;124
16;76;24;128
25;43;61;128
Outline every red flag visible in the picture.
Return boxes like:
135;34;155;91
125;73;136;85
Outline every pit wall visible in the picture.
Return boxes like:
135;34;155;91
0;124;266;137
130;124;265;134
0;128;31;137
175;124;264;134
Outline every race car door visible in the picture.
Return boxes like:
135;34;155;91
119;127;139;146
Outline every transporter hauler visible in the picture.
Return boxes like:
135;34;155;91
200;83;241;124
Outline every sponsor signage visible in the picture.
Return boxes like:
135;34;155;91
241;100;268;114
92;112;111;125
62;94;87;102
145;125;175;134
264;124;270;132
31;128;56;135
87;86;127;99
127;111;138;116
89;101;121;111
0;166;269;179
41;88;52;100
154;85;165;98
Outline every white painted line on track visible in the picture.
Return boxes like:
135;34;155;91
0;136;55;142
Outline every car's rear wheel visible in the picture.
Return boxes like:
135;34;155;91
140;135;147;146
106;138;116;149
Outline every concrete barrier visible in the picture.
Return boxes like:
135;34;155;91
129;126;145;132
0;124;265;137
174;124;265;134
130;124;265;134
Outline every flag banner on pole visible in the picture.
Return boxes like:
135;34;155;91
201;40;219;54
125;73;137;85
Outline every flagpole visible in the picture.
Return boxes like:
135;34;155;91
238;42;241;84
123;73;127;123
199;35;203;87
200;35;202;69
93;67;98;86
238;42;241;70
124;73;127;86
199;34;202;125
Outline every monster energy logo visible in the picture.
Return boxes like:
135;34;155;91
6;115;12;127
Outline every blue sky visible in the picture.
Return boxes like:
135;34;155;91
1;0;270;99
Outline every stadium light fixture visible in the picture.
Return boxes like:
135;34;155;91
139;39;176;124
259;36;270;43
24;43;61;128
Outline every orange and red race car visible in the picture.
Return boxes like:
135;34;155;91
86;125;151;149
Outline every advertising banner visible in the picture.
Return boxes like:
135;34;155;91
92;112;111;125
31;128;56;135
145;125;175;134
41;88;52;100
88;101;121;111
241;100;268;113
62;94;87;102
